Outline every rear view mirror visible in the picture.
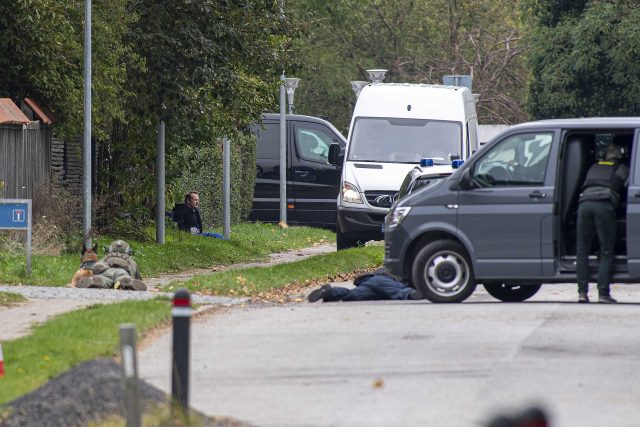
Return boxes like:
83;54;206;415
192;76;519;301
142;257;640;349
450;168;473;191
328;143;344;166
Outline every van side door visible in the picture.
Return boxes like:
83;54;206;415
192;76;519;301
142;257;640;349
291;120;344;227
457;131;556;279
626;129;640;276
249;120;296;224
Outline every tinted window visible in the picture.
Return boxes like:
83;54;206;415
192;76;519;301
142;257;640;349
472;132;553;187
253;123;280;159
348;118;462;164
294;124;334;163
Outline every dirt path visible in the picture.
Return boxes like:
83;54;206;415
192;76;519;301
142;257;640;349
0;243;338;341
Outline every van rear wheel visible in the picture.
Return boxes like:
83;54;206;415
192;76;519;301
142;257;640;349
483;283;542;302
411;240;476;303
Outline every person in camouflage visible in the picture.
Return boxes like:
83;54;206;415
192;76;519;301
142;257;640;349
76;240;146;291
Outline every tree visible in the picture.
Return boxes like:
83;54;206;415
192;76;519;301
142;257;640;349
0;0;133;140
522;0;640;119
290;0;528;131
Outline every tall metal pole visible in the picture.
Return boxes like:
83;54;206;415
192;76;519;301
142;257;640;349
279;73;287;226
156;121;165;244
83;0;92;249
222;137;231;239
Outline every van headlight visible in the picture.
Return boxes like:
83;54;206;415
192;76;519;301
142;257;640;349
385;206;412;230
342;181;363;204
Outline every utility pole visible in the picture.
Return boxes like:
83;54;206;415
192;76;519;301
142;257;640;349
83;0;92;249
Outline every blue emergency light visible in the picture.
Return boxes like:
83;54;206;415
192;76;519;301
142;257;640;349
452;159;464;169
420;158;434;167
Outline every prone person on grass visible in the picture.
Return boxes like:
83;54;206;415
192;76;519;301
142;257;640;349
76;240;146;291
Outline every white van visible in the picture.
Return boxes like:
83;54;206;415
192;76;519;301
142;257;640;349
329;83;479;249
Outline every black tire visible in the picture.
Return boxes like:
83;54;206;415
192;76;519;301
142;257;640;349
483;283;542;302
336;226;360;250
411;240;476;303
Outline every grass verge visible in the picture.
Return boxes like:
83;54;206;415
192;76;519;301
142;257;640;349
165;245;384;296
89;402;246;427
0;299;171;405
0;223;333;287
0;292;27;306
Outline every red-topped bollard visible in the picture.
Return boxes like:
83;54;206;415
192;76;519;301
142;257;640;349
172;288;192;416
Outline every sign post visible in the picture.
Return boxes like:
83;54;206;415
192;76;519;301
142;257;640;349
0;199;32;275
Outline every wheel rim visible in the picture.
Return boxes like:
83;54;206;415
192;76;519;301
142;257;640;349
423;250;470;297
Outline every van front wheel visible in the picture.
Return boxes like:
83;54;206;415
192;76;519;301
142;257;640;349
483;283;542;302
411;240;476;303
336;227;360;250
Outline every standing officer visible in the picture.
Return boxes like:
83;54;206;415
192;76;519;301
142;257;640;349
576;138;629;303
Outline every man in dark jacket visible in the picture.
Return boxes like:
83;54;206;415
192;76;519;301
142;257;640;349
576;138;629;304
173;191;203;234
307;268;422;302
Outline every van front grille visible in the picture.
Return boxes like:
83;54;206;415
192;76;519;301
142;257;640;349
354;163;383;169
364;190;397;208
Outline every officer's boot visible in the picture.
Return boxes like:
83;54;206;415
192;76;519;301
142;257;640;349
76;277;94;288
91;276;111;289
119;277;147;291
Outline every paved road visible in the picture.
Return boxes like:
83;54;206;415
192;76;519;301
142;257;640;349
139;283;640;427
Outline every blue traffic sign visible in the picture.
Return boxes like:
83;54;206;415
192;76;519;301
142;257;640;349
0;201;29;229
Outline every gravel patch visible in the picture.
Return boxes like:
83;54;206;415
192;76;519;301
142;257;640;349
0;358;251;427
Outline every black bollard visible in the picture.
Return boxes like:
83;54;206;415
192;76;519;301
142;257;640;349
171;288;192;417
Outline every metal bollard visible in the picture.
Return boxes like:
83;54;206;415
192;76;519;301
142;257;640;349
120;324;141;427
171;288;192;416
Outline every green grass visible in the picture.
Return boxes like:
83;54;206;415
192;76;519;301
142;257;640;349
166;245;384;295
0;299;171;404
0;223;333;286
0;292;26;306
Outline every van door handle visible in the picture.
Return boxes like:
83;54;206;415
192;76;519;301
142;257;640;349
529;191;547;199
294;169;310;178
634;192;640;198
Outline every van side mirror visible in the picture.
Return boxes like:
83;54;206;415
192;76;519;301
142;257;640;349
450;168;473;191
328;143;344;166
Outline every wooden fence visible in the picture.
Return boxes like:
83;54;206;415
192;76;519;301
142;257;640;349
0;122;52;199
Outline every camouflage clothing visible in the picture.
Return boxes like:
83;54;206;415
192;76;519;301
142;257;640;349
77;240;145;290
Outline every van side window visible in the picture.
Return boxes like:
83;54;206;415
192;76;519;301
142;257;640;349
253;123;280;159
294;124;333;163
472;132;553;187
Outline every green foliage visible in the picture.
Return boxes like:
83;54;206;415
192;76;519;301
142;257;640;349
0;0;134;140
291;0;528;129
170;245;383;295
0;292;26;306
0;223;333;286
523;1;640;119
0;299;170;404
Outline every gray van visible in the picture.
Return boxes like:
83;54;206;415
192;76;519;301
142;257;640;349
383;118;639;303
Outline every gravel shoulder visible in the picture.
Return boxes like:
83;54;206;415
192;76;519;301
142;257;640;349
0;243;337;341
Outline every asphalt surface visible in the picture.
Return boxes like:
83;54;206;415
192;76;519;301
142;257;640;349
139;283;640;427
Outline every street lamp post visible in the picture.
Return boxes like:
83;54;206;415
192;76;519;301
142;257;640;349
284;78;300;114
279;73;287;227
366;69;388;84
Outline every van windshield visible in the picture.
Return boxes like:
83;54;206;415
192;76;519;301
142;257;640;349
348;117;462;164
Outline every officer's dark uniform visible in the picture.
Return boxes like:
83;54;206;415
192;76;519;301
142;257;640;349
576;152;629;303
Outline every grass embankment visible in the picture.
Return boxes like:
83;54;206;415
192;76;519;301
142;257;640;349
0;223;332;286
0;299;170;405
0;292;26;306
166;245;384;296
